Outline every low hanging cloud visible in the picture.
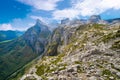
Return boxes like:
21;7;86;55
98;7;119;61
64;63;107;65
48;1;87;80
11;18;33;31
0;17;35;31
0;24;14;31
53;0;120;20
18;0;62;11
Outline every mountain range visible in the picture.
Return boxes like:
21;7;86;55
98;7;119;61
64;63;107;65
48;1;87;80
0;30;24;42
0;19;51;80
0;15;120;80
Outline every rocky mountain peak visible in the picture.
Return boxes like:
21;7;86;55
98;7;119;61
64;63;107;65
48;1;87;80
61;18;70;24
20;21;120;80
23;19;51;53
90;15;101;20
88;15;101;23
34;19;49;32
35;19;45;26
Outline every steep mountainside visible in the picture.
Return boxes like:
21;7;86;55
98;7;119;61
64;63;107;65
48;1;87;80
0;19;51;80
0;30;24;42
20;19;120;80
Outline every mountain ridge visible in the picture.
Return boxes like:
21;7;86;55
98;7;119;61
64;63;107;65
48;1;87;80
0;30;24;42
0;19;51;80
0;15;120;80
18;16;120;80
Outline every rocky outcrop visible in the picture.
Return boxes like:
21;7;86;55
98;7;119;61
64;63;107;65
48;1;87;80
45;23;81;56
61;18;70;24
23;19;51;54
88;15;101;23
21;22;120;80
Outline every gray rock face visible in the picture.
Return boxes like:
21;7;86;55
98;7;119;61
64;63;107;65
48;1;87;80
109;76;114;80
67;68;74;72
89;76;97;80
20;17;120;80
45;23;78;55
61;18;70;24
23;19;51;54
116;72;120;77
88;15;101;23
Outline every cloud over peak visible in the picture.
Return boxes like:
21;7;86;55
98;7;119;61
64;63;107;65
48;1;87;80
53;0;120;20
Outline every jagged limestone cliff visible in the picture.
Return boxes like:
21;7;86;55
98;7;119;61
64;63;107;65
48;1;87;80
20;22;120;80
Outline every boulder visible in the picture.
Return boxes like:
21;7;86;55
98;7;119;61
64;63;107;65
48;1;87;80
116;72;120;77
67;67;74;72
89;76;97;80
109;76;114;80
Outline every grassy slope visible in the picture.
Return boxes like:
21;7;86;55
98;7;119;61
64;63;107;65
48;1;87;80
0;37;38;80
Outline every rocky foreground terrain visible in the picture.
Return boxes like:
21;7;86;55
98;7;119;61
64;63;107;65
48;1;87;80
19;18;120;80
20;24;120;80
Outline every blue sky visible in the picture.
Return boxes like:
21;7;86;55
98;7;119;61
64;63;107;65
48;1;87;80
0;0;120;31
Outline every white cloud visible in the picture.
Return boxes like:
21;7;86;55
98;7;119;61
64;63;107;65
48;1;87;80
11;18;32;31
74;0;120;16
53;0;120;20
53;9;80;20
0;24;14;31
18;0;62;11
28;23;34;26
0;17;35;31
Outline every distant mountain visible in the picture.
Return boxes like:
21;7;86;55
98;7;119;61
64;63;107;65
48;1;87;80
88;15;120;24
61;15;120;27
61;18;70;24
106;18;120;23
0;19;51;80
88;15;102;23
0;30;24;42
60;15;120;25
